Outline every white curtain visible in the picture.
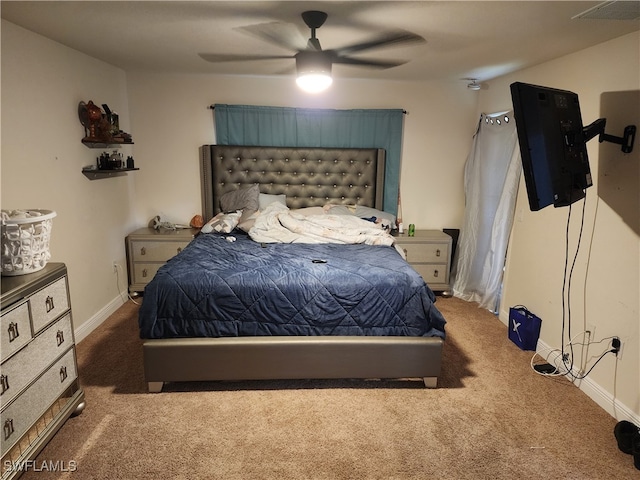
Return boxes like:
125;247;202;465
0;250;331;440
452;112;521;312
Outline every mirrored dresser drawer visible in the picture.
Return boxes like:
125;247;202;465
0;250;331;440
1;263;85;480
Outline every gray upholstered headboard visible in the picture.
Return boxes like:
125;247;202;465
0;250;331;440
200;145;386;221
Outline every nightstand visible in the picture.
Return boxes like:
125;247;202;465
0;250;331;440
394;230;452;294
125;227;199;294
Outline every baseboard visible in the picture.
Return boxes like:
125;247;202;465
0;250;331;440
535;335;639;424
75;294;126;344
499;310;639;424
575;368;640;424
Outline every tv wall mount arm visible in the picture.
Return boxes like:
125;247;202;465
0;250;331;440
582;118;636;153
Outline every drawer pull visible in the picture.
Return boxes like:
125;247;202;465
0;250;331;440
434;269;439;278
142;268;148;278
403;248;407;257
3;419;14;440
177;247;182;254
60;366;68;382
56;330;65;346
140;247;146;256
436;249;441;257
7;322;20;342
0;374;9;395
45;295;55;313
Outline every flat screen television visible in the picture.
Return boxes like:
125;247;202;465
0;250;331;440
510;82;593;211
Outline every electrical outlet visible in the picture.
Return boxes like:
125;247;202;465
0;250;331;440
585;323;596;342
613;337;623;360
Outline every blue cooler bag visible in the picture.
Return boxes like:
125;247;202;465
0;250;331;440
508;305;542;351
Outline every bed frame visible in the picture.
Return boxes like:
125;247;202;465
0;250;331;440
142;145;443;392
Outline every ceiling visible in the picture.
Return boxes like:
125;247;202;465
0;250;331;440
2;1;639;85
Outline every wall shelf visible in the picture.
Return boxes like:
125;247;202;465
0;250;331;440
82;168;139;180
82;139;134;148
78;101;136;179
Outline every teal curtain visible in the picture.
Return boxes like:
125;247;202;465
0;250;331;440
214;104;404;215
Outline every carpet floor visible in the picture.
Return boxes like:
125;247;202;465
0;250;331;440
14;296;638;479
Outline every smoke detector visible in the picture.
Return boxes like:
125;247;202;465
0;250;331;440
467;79;481;91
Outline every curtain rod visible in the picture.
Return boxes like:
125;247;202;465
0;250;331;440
208;105;407;114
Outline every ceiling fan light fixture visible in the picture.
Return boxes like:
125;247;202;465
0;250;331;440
295;51;333;93
201;10;424;94
296;73;333;93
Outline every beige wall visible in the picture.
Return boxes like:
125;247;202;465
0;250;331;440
125;73;479;230
479;31;639;420
1;20;135;338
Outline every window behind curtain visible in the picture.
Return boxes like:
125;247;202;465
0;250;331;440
214;104;404;215
451;112;521;312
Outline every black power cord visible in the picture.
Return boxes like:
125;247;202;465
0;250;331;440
560;192;587;378
558;190;615;381
566;347;618;380
531;189;622;380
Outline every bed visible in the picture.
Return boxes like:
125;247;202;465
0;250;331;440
138;145;446;392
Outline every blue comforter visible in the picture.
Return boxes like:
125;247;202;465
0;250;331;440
138;232;446;339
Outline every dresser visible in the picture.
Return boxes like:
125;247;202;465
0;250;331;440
126;227;199;293
1;263;85;479
395;230;452;294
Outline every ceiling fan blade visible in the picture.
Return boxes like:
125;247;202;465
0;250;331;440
236;21;308;52
274;64;297;76
334;31;425;56
331;55;408;70
199;53;294;63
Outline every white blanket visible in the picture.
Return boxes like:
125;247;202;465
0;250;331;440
248;203;395;246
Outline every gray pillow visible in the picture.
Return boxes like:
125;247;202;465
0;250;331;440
354;205;396;226
325;204;395;231
219;184;260;213
259;193;287;210
324;205;355;216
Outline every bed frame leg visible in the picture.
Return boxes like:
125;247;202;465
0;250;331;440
423;377;437;389
148;381;164;393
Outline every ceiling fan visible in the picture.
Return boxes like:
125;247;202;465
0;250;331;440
199;10;425;93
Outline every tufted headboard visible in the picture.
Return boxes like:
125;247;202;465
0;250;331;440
200;145;386;221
